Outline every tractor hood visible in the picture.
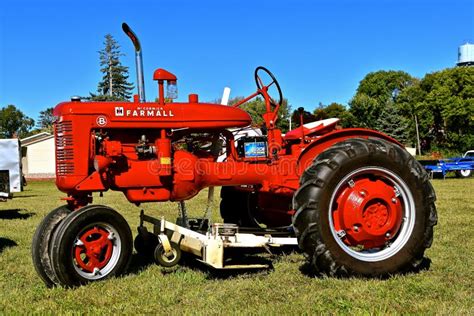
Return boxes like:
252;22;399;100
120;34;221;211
54;100;252;130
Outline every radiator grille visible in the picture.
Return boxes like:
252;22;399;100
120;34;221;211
55;120;75;175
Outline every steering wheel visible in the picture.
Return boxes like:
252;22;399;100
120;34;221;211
254;66;283;108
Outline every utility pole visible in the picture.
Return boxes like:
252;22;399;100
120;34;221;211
414;114;421;155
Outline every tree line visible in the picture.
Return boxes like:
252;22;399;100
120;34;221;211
227;67;473;154
1;33;472;155
310;68;473;154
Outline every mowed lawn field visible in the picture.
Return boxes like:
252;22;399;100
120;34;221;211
0;178;473;314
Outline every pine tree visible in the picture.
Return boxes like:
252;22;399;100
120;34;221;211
375;102;411;145
93;34;134;101
36;107;54;132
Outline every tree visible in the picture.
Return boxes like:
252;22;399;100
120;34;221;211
313;102;355;127
229;96;292;132
375;102;411;145
397;67;474;152
356;70;415;103
92;34;134;101
291;108;316;128
36;107;54;132
395;79;426;153
348;93;379;128
313;103;329;121
0;105;34;138
349;71;415;129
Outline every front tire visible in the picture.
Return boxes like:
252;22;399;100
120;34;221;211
293;138;437;277
50;205;133;287
32;205;72;287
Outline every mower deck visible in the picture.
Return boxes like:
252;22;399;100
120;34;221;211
138;211;298;269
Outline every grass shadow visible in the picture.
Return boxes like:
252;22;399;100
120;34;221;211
12;195;39;198
204;262;273;280
0;237;18;254
0;209;35;220
403;257;432;275
127;251;276;280
298;256;432;279
128;245;301;279
176;252;274;280
127;249;276;279
126;253;155;275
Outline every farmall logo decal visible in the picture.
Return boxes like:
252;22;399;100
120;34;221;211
114;106;174;117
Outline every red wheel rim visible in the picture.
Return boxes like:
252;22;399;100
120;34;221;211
74;226;114;273
329;167;416;262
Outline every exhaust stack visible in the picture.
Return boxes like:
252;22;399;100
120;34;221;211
122;23;146;103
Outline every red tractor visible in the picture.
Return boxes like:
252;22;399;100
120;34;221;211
32;24;437;287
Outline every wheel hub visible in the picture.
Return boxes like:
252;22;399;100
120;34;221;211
333;178;403;249
74;226;114;273
363;201;389;229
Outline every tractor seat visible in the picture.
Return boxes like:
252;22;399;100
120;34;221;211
284;118;340;140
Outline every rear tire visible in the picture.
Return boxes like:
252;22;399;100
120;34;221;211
220;187;258;227
32;205;72;287
293;138;437;277
50;205;133;287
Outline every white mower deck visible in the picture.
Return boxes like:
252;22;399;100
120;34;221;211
139;211;297;269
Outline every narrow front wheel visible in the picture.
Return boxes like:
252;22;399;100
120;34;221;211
50;205;133;287
32;205;72;287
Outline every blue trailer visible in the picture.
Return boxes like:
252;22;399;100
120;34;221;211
419;150;474;178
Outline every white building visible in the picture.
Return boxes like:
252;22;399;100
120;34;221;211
21;132;55;179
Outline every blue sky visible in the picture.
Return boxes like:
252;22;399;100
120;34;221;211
0;0;472;121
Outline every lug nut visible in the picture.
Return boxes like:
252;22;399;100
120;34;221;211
391;198;397;204
385;232;391;238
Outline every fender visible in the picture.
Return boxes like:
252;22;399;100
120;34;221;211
297;128;403;175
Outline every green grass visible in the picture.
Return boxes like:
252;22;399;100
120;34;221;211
0;179;473;314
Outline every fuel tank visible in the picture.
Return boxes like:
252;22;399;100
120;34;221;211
53;99;252;129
